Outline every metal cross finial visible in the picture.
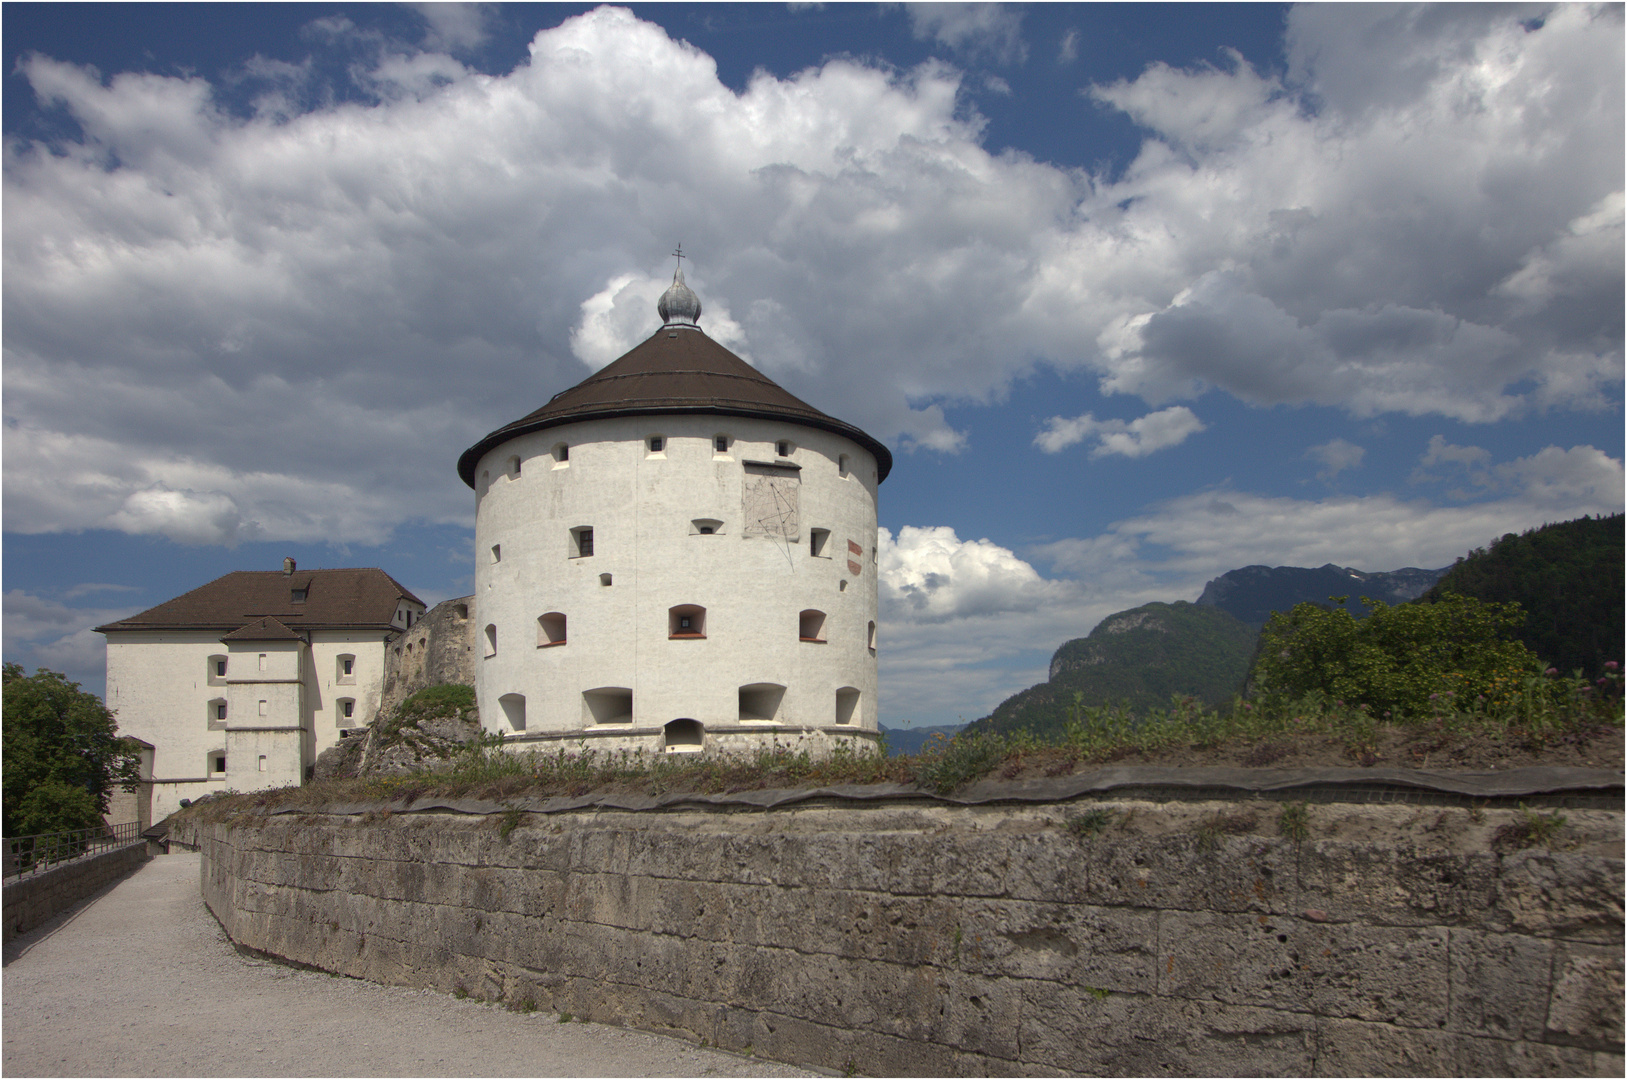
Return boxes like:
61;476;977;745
671;243;685;273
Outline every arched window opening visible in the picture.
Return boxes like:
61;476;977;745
483;624;498;658
599;573;613;587
835;687;861;726
799;610;827;642
691;518;723;536
663;718;704;753
669;605;706;639
499;693;527;732
208;699;227;730
208;655;227;684
738;683;785;722
337;654;356;683
537;612;567;647
582;687;633;725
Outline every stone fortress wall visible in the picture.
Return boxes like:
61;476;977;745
189;790;1623;1076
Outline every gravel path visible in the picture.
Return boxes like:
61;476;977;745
3;851;816;1077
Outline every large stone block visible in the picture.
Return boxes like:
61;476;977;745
1496;850;1625;944
1159;910;1447;1027
1020;984;1316;1076
1547;941;1625;1051
1446;928;1553;1041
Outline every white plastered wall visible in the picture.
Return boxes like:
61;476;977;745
307;633;390;751
106;631;243;820
472;414;880;749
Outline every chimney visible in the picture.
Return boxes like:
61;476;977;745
283;557;296;575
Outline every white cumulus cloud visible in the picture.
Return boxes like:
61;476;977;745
1034;405;1205;457
2;3;1619;550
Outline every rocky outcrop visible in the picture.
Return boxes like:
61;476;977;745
378;596;477;719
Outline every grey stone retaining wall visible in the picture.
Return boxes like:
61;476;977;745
3;842;152;942
195;799;1623;1076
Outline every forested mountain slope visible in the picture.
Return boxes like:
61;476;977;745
1420;514;1623;678
968;602;1256;739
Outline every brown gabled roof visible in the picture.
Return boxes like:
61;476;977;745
221;616;301;642
95;569;424;635
457;326;893;487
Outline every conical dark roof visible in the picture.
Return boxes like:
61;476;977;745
458;326;892;486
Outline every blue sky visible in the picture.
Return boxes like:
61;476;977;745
4;3;1622;726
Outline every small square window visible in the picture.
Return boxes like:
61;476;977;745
291;588;307;603
776;440;790;457
698;525;714;534
648;435;664;454
342;700;354;719
215;702;228;721
714;435;728;453
211;754;226;774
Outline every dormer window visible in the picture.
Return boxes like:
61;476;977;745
291;588;307;603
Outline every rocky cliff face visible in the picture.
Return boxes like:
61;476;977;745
378;596;478;717
1196;563;1447;627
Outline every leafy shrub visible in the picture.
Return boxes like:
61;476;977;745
1248;592;1541;720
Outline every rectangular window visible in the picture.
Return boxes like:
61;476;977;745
343;657;353;675
258;700;267;716
648;435;664;453
258;653;268;672
257;755;267;773
291;588;307;603
212;754;226;774
215;702;228;721
215;659;227;677
572;526;594;558
810;528;830;557
342;700;354;719
714;435;728;453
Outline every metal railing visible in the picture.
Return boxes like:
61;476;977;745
3;822;143;883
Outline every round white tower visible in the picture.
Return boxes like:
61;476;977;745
457;267;891;755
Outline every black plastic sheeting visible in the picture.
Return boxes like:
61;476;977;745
277;766;1624;819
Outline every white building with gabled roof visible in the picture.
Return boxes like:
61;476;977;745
457;265;890;755
96;561;425;819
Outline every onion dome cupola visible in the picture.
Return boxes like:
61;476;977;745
458;260;893;485
656;266;701;327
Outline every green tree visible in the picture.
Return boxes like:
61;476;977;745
1247;593;1541;719
2;664;142;838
